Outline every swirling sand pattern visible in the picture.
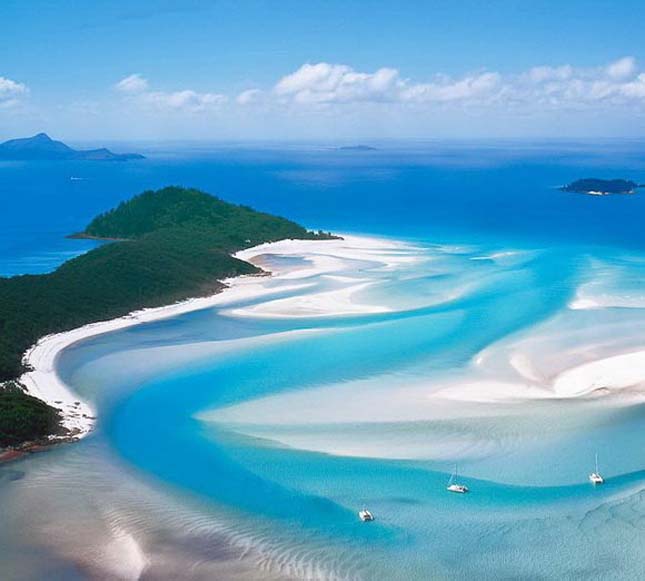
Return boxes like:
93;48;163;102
2;235;645;579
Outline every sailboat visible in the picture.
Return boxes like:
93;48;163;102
446;464;469;493
358;508;375;522
589;452;604;485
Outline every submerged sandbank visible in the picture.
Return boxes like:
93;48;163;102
20;230;645;473
18;234;413;441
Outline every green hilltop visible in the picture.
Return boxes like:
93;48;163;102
0;186;336;448
79;186;332;245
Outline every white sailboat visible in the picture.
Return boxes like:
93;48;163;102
446;464;469;494
589;452;604;485
358;508;374;522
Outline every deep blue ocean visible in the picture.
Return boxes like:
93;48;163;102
2;142;645;580
3;140;645;277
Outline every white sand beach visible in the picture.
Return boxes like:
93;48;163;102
18;234;414;440
18;230;645;463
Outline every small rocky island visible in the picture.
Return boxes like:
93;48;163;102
337;145;378;151
561;178;642;196
0;132;144;161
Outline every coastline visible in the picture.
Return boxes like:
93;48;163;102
15;239;289;445
14;233;406;453
13;230;645;466
5;228;645;578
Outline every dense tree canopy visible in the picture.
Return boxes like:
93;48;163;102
0;186;336;446
0;382;64;447
561;178;640;194
82;186;330;245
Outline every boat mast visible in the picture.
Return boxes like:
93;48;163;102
595;452;599;474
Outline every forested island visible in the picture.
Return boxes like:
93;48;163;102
0;186;336;449
561;178;642;195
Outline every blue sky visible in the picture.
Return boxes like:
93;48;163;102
2;0;645;140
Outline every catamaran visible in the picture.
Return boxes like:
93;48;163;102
446;464;469;493
589;453;604;485
358;508;375;522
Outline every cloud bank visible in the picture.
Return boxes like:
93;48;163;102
272;62;500;105
263;57;645;110
5;57;645;139
112;56;645;118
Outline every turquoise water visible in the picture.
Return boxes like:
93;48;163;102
3;142;645;578
58;237;645;579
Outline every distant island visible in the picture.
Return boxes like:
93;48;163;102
337;145;378;151
561;178;642;196
0;187;337;451
0;133;145;161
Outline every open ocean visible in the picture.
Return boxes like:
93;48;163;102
2;141;645;579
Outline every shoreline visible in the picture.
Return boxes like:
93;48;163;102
13;230;645;465
14;233;404;453
15;240;289;445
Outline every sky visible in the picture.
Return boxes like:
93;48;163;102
2;0;645;141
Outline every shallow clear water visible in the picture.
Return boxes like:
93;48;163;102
2;142;645;579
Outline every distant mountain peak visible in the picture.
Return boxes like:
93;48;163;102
0;133;144;162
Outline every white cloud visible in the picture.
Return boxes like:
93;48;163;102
606;56;636;80
265;57;645;112
620;73;645;98
142;89;227;111
401;72;501;103
508;56;645;108
115;74;226;112
236;88;263;105
272;62;502;105
115;73;149;93
0;76;28;108
274;63;402;104
108;56;645;131
526;65;573;83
